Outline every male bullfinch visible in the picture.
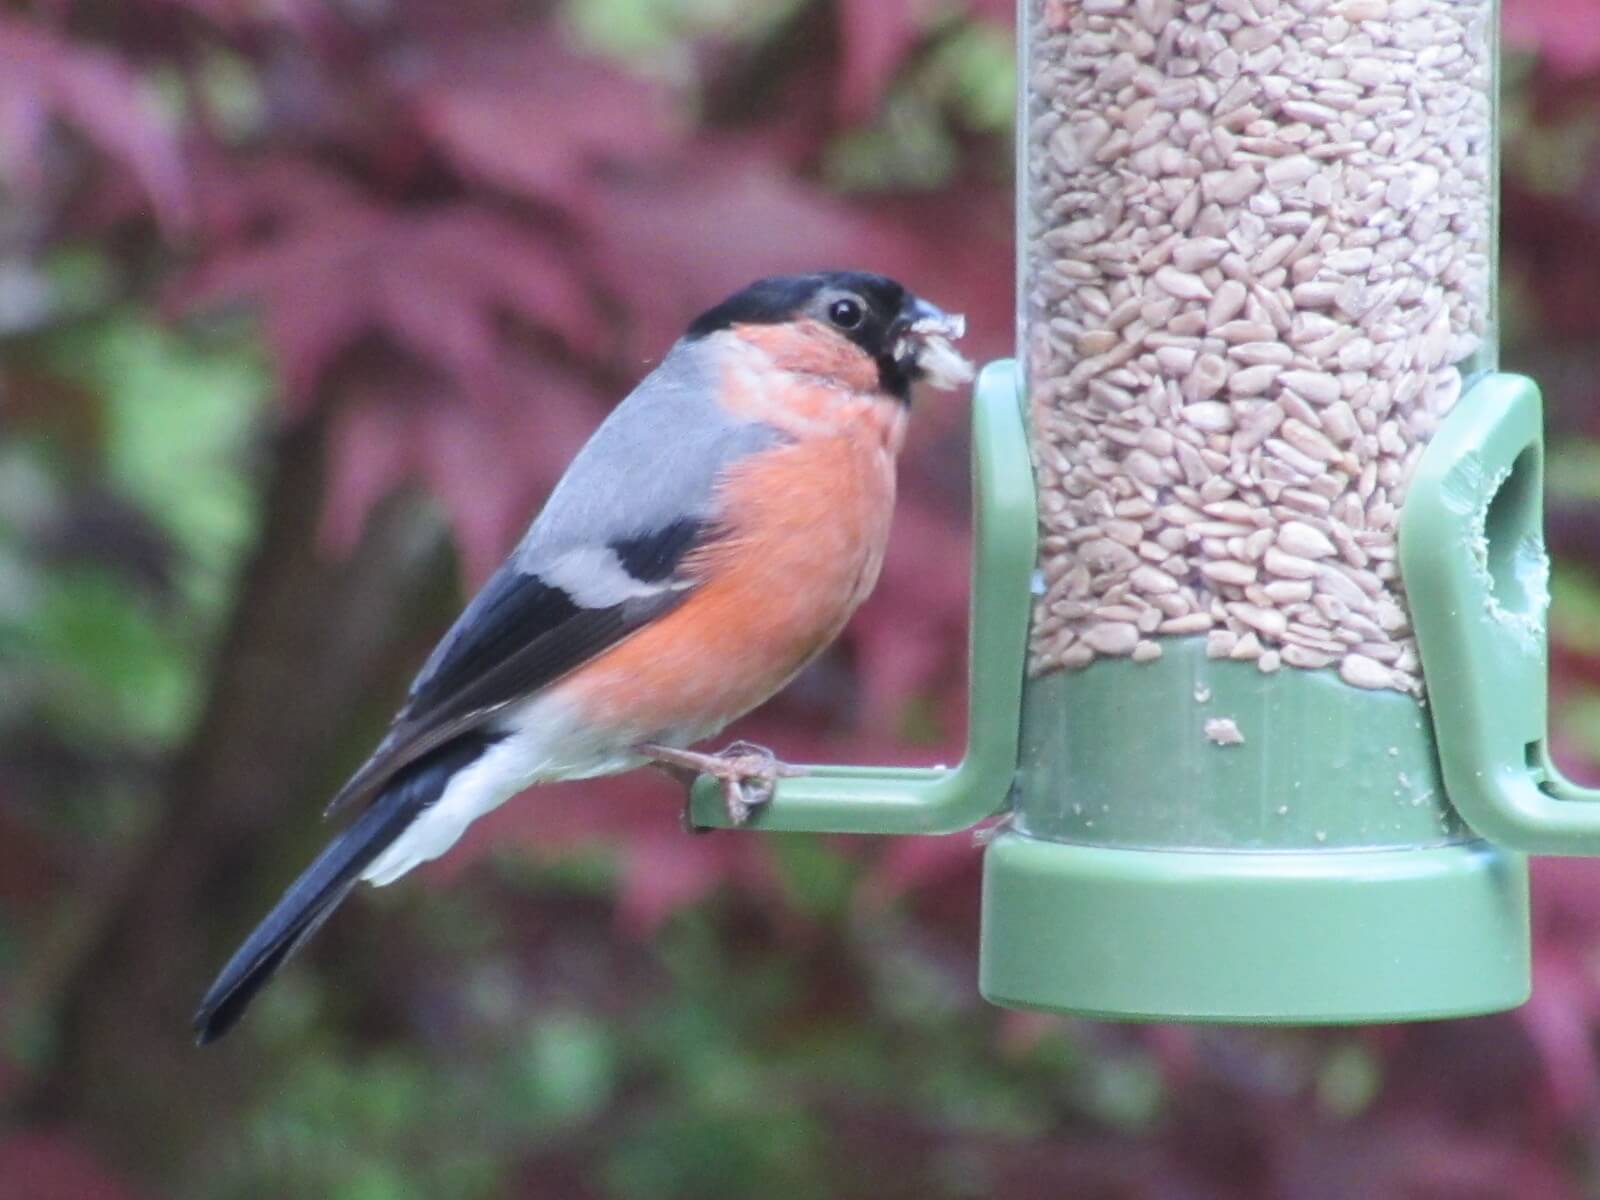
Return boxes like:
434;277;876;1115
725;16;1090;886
192;270;972;1043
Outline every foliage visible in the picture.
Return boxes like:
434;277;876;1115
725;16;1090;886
0;0;1599;1197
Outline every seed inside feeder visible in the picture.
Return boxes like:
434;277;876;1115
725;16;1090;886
1023;0;1494;695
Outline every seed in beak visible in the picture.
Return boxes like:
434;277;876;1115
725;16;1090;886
897;300;974;390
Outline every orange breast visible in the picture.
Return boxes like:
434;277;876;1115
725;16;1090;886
560;427;899;743
712;326;908;452
733;320;881;395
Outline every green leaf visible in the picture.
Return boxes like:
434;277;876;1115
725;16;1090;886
1557;694;1600;764
42;307;267;615
564;0;805;65
605;1108;828;1200
925;22;1016;132
1547;439;1600;504
513;1011;618;1125
1073;1053;1163;1131
335;1163;411;1200
825;91;960;191
1552;565;1600;658
27;566;195;743
1316;1041;1382;1118
769;835;857;915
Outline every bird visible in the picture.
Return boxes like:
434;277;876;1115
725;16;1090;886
191;270;973;1044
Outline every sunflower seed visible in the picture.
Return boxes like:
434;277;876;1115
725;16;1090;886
1025;0;1491;695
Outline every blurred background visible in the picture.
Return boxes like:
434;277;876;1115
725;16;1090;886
0;0;1598;1196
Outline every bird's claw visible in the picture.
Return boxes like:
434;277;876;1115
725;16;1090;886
712;741;804;824
640;740;803;830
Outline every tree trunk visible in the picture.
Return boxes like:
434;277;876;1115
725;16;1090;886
26;407;455;1186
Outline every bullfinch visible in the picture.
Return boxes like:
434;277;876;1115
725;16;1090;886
192;270;973;1043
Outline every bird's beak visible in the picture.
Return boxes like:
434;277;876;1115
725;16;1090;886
892;297;975;391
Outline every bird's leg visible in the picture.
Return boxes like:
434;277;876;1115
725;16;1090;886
638;741;804;827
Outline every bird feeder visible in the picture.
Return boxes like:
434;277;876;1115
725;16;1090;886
692;0;1600;1022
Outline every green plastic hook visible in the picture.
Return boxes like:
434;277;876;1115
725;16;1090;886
1401;372;1600;854
686;359;1037;834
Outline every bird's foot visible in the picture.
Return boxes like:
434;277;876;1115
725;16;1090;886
639;741;804;829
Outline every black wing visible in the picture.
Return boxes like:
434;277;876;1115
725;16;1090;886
324;518;710;817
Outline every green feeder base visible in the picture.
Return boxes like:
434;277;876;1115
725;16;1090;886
979;831;1530;1023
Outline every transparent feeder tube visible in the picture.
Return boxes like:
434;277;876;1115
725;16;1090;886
1015;0;1498;849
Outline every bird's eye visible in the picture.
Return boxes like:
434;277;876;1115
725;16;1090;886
828;297;864;329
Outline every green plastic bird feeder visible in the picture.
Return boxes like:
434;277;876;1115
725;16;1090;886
693;0;1600;1023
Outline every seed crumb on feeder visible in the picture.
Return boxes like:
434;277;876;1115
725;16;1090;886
1205;717;1246;746
1023;0;1494;695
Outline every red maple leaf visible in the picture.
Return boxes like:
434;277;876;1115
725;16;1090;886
0;1131;142;1200
836;0;924;121
592;138;921;354
177;164;599;416
0;18;190;231
1506;0;1600;77
834;0;1017;120
320;355;607;581
401;32;680;212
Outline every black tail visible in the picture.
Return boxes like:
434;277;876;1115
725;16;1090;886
191;733;494;1044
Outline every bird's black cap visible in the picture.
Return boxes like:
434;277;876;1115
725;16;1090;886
685;271;930;399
